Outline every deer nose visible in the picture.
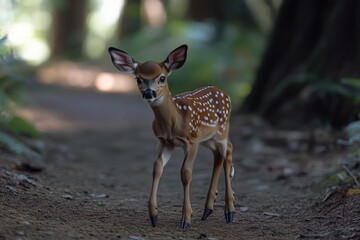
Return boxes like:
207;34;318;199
143;89;156;99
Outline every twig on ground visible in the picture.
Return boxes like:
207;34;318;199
342;165;360;188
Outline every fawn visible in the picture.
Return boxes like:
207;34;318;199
108;44;235;229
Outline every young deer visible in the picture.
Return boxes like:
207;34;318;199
108;45;235;229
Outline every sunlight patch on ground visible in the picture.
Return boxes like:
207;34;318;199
37;61;137;93
20;108;73;133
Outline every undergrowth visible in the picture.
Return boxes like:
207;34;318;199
0;35;42;160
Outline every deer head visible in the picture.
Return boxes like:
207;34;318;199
108;45;188;106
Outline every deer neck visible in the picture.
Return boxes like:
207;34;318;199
150;91;183;135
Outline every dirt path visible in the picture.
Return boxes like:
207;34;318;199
0;83;359;239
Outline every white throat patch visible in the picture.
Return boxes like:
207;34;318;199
149;95;164;107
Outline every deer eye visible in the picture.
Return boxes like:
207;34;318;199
135;77;142;85
159;76;166;84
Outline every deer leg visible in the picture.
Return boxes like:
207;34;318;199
202;145;223;220
180;143;199;229
222;139;235;223
148;143;174;227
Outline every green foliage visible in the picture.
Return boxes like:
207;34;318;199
341;78;360;104
271;74;360;103
315;119;360;191
317;119;360;192
3;116;42;138
0;132;41;160
117;22;265;109
0;35;9;56
342;78;360;89
0;35;42;157
0;77;23;111
316;171;346;189
269;73;360;128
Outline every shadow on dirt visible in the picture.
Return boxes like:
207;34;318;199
1;83;359;239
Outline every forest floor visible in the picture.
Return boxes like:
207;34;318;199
0;82;359;240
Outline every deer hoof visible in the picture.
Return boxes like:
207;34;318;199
180;220;190;229
201;208;214;220
150;215;158;227
225;211;235;223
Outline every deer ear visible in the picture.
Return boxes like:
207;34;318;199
164;44;188;71
108;47;138;73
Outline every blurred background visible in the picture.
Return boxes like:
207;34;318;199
0;0;276;107
0;0;359;139
1;2;360;237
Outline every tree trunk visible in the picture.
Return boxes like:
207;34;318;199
187;0;225;22
51;0;88;59
115;0;141;40
242;0;360;129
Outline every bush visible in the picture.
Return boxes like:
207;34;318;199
0;35;42;160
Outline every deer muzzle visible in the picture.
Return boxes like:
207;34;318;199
143;89;157;100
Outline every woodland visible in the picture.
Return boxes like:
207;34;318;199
0;0;359;239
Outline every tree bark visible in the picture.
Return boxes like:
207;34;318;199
115;0;141;40
242;0;360;129
51;0;88;59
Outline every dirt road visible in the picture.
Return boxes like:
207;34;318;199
0;83;359;239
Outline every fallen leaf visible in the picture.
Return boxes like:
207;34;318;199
346;188;360;196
